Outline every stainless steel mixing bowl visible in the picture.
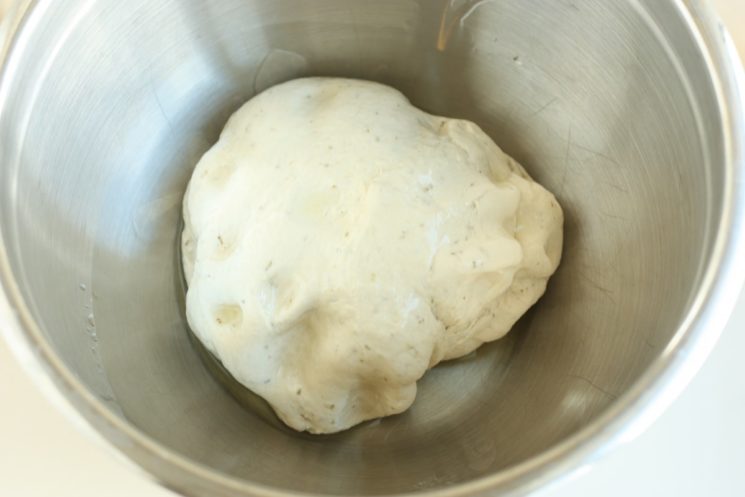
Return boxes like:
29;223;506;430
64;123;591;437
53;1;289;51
1;1;744;496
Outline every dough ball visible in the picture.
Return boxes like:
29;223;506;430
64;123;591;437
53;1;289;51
182;77;563;433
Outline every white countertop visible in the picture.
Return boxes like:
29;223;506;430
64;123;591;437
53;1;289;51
1;1;744;496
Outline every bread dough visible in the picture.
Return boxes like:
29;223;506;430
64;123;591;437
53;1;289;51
182;78;563;433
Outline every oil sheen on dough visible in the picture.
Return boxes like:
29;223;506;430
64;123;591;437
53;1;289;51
182;78;563;434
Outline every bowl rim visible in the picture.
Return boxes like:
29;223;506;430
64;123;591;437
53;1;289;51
1;1;744;496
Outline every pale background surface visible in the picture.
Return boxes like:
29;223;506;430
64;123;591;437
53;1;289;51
1;1;743;496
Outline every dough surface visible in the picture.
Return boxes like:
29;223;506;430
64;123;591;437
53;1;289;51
182;77;563;433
